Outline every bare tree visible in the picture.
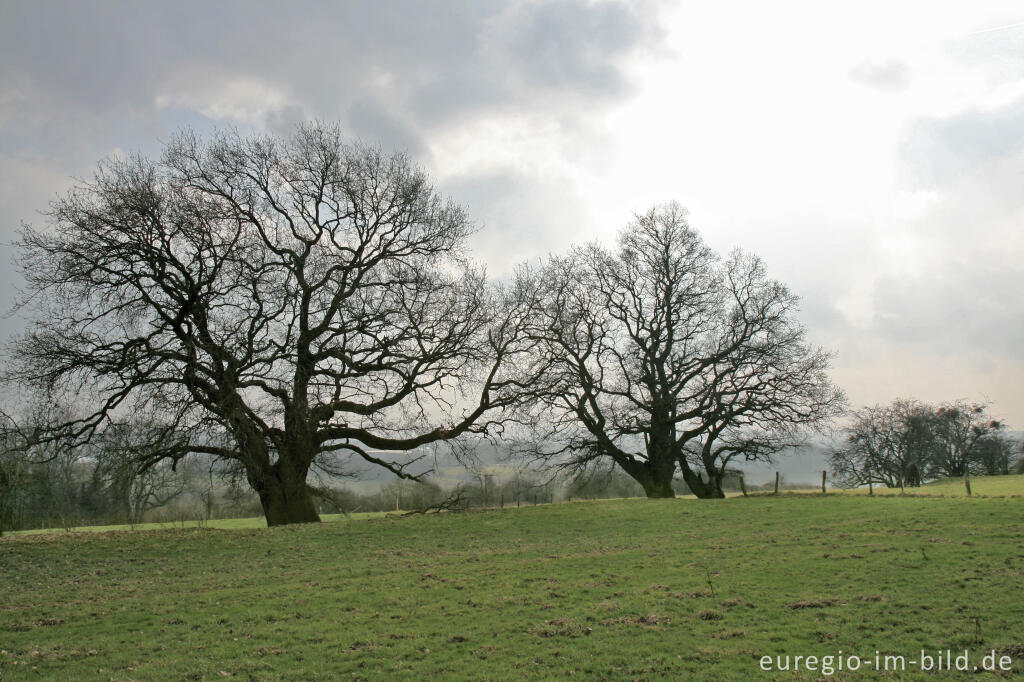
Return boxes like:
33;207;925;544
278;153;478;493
972;430;1014;476
831;399;1015;488
0;420;27;535
927;401;1008;478
6;123;537;526
89;420;191;524
521;203;843;498
829;400;932;489
0;398;84;531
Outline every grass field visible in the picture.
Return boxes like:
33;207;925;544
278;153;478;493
2;478;1023;680
7;512;396;537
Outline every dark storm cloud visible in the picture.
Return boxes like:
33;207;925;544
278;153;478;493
480;1;652;93
0;0;664;337
0;0;661;156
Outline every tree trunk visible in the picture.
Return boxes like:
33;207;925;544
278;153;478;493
617;454;676;499
252;461;320;526
679;464;725;499
608;422;681;499
640;475;676;498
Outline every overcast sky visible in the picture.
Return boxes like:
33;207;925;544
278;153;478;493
1;0;1022;426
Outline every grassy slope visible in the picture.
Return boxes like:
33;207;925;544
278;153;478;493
847;475;1024;498
2;479;1023;680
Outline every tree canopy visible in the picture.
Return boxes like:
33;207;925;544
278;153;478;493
7;123;538;525
830;399;1015;488
519;203;844;498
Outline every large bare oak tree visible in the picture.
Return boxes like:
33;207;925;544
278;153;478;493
522;203;843;498
7;123;537;525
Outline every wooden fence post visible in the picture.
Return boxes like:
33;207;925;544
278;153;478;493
821;470;827;494
774;472;780;495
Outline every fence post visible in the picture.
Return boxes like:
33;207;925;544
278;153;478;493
774;472;780;495
821;470;827;494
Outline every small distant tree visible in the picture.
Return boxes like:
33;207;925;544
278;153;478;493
973;431;1013;476
830;400;932;488
831;399;1015;487
926;401;1008;478
378;478;446;512
565;462;645;500
0;427;27;535
0;399;83;531
82;419;192;524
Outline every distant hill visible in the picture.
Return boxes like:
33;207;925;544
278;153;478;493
337;430;1024;492
337;438;835;491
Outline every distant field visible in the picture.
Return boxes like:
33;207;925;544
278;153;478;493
9;474;1013;538
2;477;1023;680
855;475;1023;497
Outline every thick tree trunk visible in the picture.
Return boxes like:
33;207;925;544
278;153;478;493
640;475;676;499
251;461;320;527
679;463;725;499
617;453;676;498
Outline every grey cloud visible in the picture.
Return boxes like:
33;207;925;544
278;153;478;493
0;0;663;256
345;100;428;161
0;0;664;316
442;166;595;275
1;0;661;141
903;95;1024;186
880;96;1024;379
871;265;1024;358
482;1;653;93
795;291;851;342
849;59;909;92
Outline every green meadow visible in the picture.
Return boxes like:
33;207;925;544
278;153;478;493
2;478;1023;680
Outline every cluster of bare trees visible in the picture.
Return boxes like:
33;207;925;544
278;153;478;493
2;121;846;526
829;399;1017;489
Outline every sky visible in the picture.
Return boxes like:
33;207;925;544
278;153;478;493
1;0;1022;427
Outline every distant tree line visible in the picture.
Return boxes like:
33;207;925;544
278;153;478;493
829;399;1019;489
1;415;698;532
